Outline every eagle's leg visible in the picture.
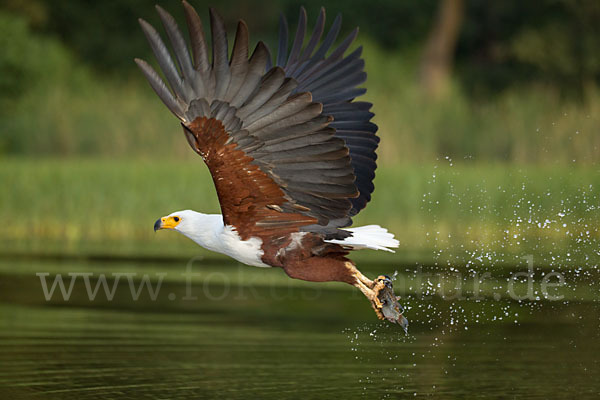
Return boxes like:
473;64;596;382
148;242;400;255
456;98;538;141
354;276;386;320
277;252;407;329
346;262;409;330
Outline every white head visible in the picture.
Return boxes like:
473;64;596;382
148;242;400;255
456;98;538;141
153;210;224;251
154;210;196;233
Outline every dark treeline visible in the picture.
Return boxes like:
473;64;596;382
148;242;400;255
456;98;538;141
3;0;599;97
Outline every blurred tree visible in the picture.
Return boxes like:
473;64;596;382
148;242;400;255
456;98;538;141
8;0;285;74
419;0;464;99
0;8;75;153
458;0;600;97
0;12;40;99
509;0;600;96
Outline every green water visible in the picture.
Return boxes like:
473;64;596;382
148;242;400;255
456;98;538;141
0;257;599;399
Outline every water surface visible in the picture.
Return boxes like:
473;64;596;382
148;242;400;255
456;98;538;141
0;258;598;399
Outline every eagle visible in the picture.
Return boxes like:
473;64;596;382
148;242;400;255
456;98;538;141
135;1;407;328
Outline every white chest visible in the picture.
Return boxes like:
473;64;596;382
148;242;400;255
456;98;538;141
218;226;270;268
175;212;271;268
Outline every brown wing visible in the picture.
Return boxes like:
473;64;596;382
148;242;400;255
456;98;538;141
183;116;317;240
135;3;366;240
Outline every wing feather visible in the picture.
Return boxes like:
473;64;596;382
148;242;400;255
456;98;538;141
229;42;269;107
138;18;191;103
209;9;230;100
156;6;197;96
276;13;288;67
134;58;186;119
276;13;378;220
285;7;306;68
224;21;249;102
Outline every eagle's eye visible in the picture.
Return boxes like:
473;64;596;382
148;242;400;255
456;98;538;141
174;216;180;222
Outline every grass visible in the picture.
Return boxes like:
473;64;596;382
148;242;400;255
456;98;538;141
1;158;598;268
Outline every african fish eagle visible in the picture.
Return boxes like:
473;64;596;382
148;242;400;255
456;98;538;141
135;1;407;328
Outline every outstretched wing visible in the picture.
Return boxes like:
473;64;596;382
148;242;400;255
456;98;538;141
136;2;376;240
271;8;379;218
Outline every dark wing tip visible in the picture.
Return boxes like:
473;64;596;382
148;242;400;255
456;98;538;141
278;11;287;25
182;0;195;14
155;4;174;23
138;18;160;41
254;40;269;55
299;6;307;18
209;7;223;21
237;19;248;30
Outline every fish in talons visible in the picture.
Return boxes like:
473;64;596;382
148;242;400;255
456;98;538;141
374;275;409;332
353;269;408;331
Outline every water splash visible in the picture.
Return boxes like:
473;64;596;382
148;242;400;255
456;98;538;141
346;159;600;397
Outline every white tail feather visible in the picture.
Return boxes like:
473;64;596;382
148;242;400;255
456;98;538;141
325;225;399;253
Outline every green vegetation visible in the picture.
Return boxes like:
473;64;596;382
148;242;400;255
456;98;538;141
0;3;599;164
361;42;600;164
2;159;598;266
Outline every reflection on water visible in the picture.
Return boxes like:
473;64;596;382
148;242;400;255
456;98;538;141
0;258;599;399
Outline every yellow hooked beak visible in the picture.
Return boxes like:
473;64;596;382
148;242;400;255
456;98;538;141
154;215;181;231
